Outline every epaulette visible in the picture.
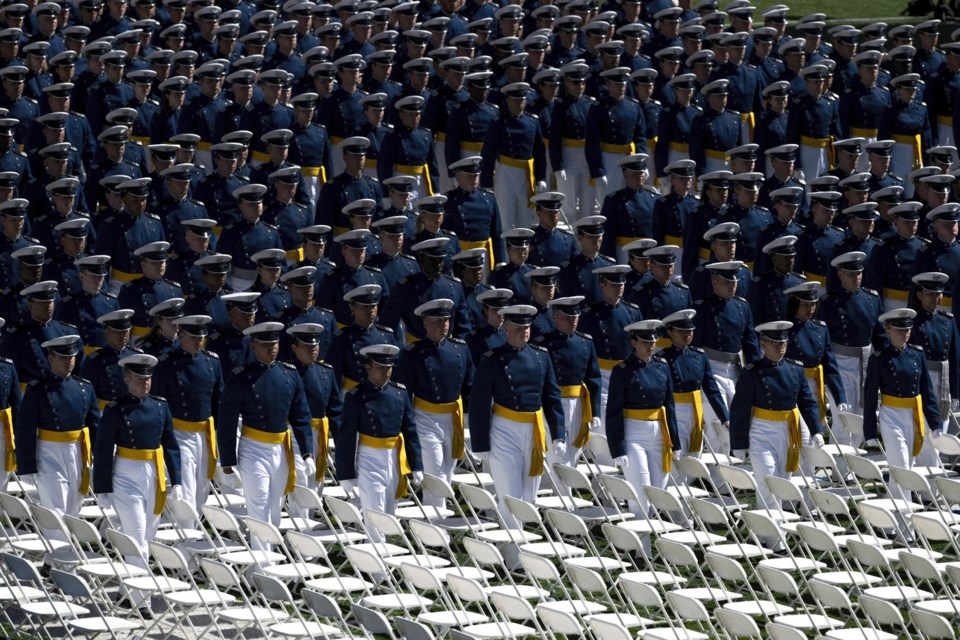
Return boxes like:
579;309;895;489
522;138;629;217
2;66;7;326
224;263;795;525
557;227;573;235
5;326;16;334
530;343;548;352
601;254;616;262
232;365;244;374
810;318;826;326
390;380;406;389
652;355;666;364
26;378;38;387
676;282;689;289
158;352;170;362
165;278;181;287
404;341;416;351
318;361;334;370
795;273;808;281
689;346;704;353
74;375;90;385
209;330;221;340
280;361;296;369
398;253;416;261
202;348;219;358
317;306;334;314
23;97;36;104
785;358;803;367
263;221;279;230
576;330;592;339
120;280;134;289
106;400;117;408
527;112;539;119
483;350;494;358
346;385;360;395
190;198;203;206
0;356;11;364
444;273;462;283
862;287;879;296
615;361;628;370
130;139;143;147
733;295;747;302
145;212;160;220
70;111;86;118
366;265;382;273
450;336;466;344
375;324;394;333
919;236;931;243
149;394;166;401
743;362;754;370
61;321;77;329
560;260;570;268
908;344;924;351
941;310;954;318
642;185;660;195
223;223;236;231
728;109;741;116
622;300;640;309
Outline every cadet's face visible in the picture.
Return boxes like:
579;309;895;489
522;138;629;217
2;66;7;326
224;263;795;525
532;282;555;306
424;315;450;342
28;298;55;322
257;265;281;287
796;300;817;322
343;245;366;268
651;261;674;283
711;273;737;298
106;326;130;350
364;361;392;385
918;288;942;312
631;335;656;360
869;152;890;174
292;339;320;366
504;320;530;347
124;370;151;397
668;327;693;348
455;171;479;191
290;283;314;307
141;257;165;280
1;213;23;238
350;301;377;327
600;279;624;304
579;233;602;255
838;268;862;292
536;207;560;229
180;331;204;355
79;268;104;294
48;351;75;377
123;192;147;215
251;339;279;364
886;325;910;349
771;253;794;274
761;337;786;361
508;243;528;265
553;310;578;334
712;239;735;261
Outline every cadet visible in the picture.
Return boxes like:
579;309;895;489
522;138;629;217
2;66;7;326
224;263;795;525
326;284;397;392
296;224;337;292
443;156;505;273
719;172;772;268
729;321;824;513
287;92;333;209
381;237;473;341
531;296;601;481
689;79;743;175
659;309;730;462
218;322;313;533
263;167;312;261
218;184;283;292
135;297;185;359
453;248;489;328
151;315;223;522
193;143;249;231
838;51;889;164
528;192;576;268
468;304;564;527
57;256;119;354
275;266;337;362
627;245;690;321
550;62;596;221
15;335;97;521
650;159;698;262
95;177;165;295
755;186;806;276
316;54;369;177
316;229;390;327
600;154;660;262
606;319;679;516
336;343;422;520
758;145;809;218
0;317;18;490
794;191;845;286
182;254;233;328
787;64;841;180
654;74;701;180
488;228;536;304
92;354;181;613
864;308;942;503
248;248;292;322
80;309;140;411
915;205;960;309
155;165;211;258
394;299;474;505
444;71;500;172
205;293;261;375
367;216;420;291
865;202;928;311
378;94;439;198
879;74;932;181
750;235;806;325
681;170;732;281
527;267;560;338
557;217;616;305
466;288;512;365
828;203;883;291
314;137;383;235
117;241;183;338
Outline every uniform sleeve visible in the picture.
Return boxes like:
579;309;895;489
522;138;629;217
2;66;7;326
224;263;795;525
862;353;881;441
688;114;705;176
211;358;224;423
445;108;462;175
13;385;39;475
8;367;20;425
92;405;118;494
490;199;506;266
160;401;182;486
701;355;730;423
326;374;343;435
795;365;823;437
453;293;474;338
216;373;243;467
585;341;602;419
654;109;670;178
549;103;565;171
479;121;499;188
663;364;679;450
401;391;422;473
605;365;627;458
785;103;803;170
821;336;847;405
460;344;475;411
532;122;546;183
84;383;101;445
632;106;648;155
541;353;565;442
288;371;314;457
467;353;495;452
392;347;417;400
334;389;360;480
600;197;618;258
584;103;604;179
728;367;755;451
919;352;943;430
741;304;761;363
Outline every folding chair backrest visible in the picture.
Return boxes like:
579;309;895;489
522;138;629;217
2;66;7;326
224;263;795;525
715;608;762;639
756;565;799;596
644;485;685;514
399;562;443;592
675;455;711;483
170;499;202;526
717;464;758;492
705;551;749;585
846;538;889;569
420;474;456;502
364;509;405;538
538;605;583;635
252;572;294;603
292;485;324;511
898;550;942;581
911;609;957;640
599;474;641;504
503;496;541;525
106;527;149;563
148;541;190;573
396;616;437;640
860;594;905;626
565;563;607;594
585;434;612;461
913;513;955;543
844;454;885;483
807;579;852;611
655;537;698;568
552;463;591;491
243;516;285;547
617;577;663;608
462;536;505;567
407;519;450;549
446;573;487;603
518;551;560;581
0;492;31;521
601;522;643;554
2;552;40;584
29;504;67;535
286;530;329;560
545;508;589;538
50;568;94;600
666;591;710;622
64;515;102;545
935;477;960;508
802;445;842;476
740;510;783;542
344;545;388;576
808;488;852;517
688;497;730;525
858;502;902;533
889;465;934;497
930;432;960;456
489;590;536;621
458;483;499;512
766;622;808;640
302;589;342;619
589;617;634;640
200;557;243;589
201;504;243;534
796;522;841;554
352;603;395;636
325;496;364;527
765;475;804;503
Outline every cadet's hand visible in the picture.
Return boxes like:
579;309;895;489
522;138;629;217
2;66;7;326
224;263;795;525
170;485;184;502
812;433;825;448
864;439;881;448
535;181;547;193
303;456;316;479
411;471;423;487
793;169;805;182
837;403;852;413
553;440;567;458
952;399;959;412
97;494;111;509
555;169;567;182
596;175;608;189
340;479;357;496
932;429;943;440
591;417;602;432
733;450;748;460
475;451;489;467
672;450;681;462
220;469;241;489
615;455;629;468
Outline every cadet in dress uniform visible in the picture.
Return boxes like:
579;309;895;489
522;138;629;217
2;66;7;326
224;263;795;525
466;288;511;365
80;309;141;411
205;293;260;376
0;317;18;491
95;177;166;295
915;205;960;310
527;267;560;338
443;156;505;274
368;216;420;292
117;241;183;338
551;62;596;221
217;322;313;533
651;159;699;261
336;344;422;519
135;298;185;358
689;79;743;175
600;153;661;262
606;319;679;515
686;223;753;301
92;354;181;611
865;202;929;311
531;296;601;486
557;216;616;305
489;228;537;304
378;94;439;199
15;335;97;522
730;321;824;514
864;308;942;503
749;235;806;325
57;256;119;355
626;245;691;322
218;184;284;292
528;192;576;268
274;266;337;362
316;229;391;327
828;203;883;291
182;254;233;329
151;315;223;524
394;299;474;506
585;67;647;199
468;305;564;527
787;64;841;180
681;170;732;281
879;74;932;182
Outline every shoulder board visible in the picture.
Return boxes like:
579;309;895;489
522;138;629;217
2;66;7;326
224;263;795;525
318;306;334;315
560;260;570;268
70;111;86;118
158;353;169;363
728;109;741;116
689;346;705;354
795;273;808;280
209;330;221;340
375;324;395;333
165;279;181;287
202;349;219;358
280;361;296;369
743;362;754;370
908;344;924;351
106;400;118;408
232;365;244;374
575;331;592;339
61;295;72;303
26;378;38;387
786;358;803;367
643;185;660;195
527;113;539;119
450;336;466;344
615;361;628;370
61;321;77;329
74;375;90;385
482;350;494;359
390;381;406;390
941;311;954;318
263;222;279;230
676;282;689;290
811;318;826;326
622;300;640;309
398;253;416;261
652;355;666;364
557;227;572;235
318;361;334;370
145;212;160;220
346;386;360;396
733;296;747;302
918;236;931;243
367;265;382;273
120;280;135;289
601;254;616;262
862;288;879;296
86;348;100;360
404;342;416;351
530;343;548;352
444;274;462;283
0;356;10;364
149;394;166;401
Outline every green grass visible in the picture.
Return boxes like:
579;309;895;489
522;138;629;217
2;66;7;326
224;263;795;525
750;0;918;22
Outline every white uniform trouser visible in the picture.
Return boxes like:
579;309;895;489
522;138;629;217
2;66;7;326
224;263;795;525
799;144;829;181
546;397;585;496
172;429;210;529
434;142;452;195
891;142;917;185
882;295;908;313
671;401;695;486
834;347;871;422
288;436;309;521
488;414;541;529
622;418;666;516
704;156;730;174
494;162;533;231
703;360;736;456
357;442;399;540
938;123;954;148
194;150;213;173
36;439;83;540
600;151;625;198
303;175;321;212
237;435;289;545
596;367;615;466
331;140;346;178
555;146;594;221
749;416;791;512
414;407;456;508
112;456;159;607
878;404;929;503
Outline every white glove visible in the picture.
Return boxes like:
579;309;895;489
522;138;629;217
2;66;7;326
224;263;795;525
864;439;880;448
596;175;608;189
475;451;489;466
836;403;851;413
951;399;959;412
170;485;183;502
553;440;567;458
303;456;316;479
555;169;567;182
19;473;38;486
411;471;423;487
97;494;111;509
672;450;681;462
591;417;601;432
220;470;241;489
932;429;943;440
733;450;748;460
812;433;825;448
535;180;547;193
793;169;805;182
615;455;629;468
340;479;357;496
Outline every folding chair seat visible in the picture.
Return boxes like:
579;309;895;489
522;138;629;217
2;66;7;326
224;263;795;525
518;552;607;616
601;523;688;587
105;528;192;595
344;545;434;611
807;581;898;640
251;572;344;638
705;552;793;618
673;456;747;511
756;565;845;631
324;496;409;557
198;557;288;636
685;497;768;559
353;603;401;640
858;594;912;638
201;505;285;568
807;489;896;551
419;474;500;535
157;502;245;558
801;445;877;501
461;537;548;600
445;573;541;639
458;483;543;546
845;539;933;603
545;509;627;572
62;515;150;582
717;465;802;523
301;589;353;638
654;538;743;603
898;551;960;617
763;475;846;535
843;454;923;514
48;569;142;637
406;518;494;582
552;463;636;521
503;497;588;559
664;591;723;638
1;552;89;632
363;509;453;570
597;476;685;536
242;516;333;582
399;562;489;627
624;585;709;640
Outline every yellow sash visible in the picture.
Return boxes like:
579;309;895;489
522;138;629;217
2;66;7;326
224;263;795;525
498;154;535;200
937;115;953;128
460;141;483;152
881;394;926;457
359;433;412;498
83;345;99;356
892;134;924;170
251;149;271;163
800;135;836;168
624;407;674;472
616;236;651;247
804;366;827;423
110;268;140;283
241;426;296;494
598;358;622;371
850;127;879;138
647;136;657;160
562;137;586;148
656;337;672;349
493;404;547;476
341;376;359;391
285;247;304;262
668;142;689;153
97;398;109;411
599;141;635;154
460;238;494;271
405;333;420;345
131;135;150;146
705;148;727;161
394;163;435;196
664;234;683;247
739;111;755;139
39;427;91;493
698;246;711;260
560;384;592;448
131;326;150;338
414;397;465;458
435;132;446;142
803;272;826;286
1;406;13;472
311;417;329;480
674;390;703;454
883;287;910;302
752;407;802;472
302;166;327;183
116;446;166;514
173;417;217;479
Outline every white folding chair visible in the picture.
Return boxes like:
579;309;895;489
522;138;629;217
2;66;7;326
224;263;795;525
654;538;743;603
458;483;543;546
807;580;897;640
353;602;401;640
911;609;957;640
398;561;489;627
705;552;793;619
49;568;142;639
362;508;452;570
756;565;844;632
285;529;374;594
461;536;548;600
242;516;332;582
715;608;763;640
503;496;588;559
1;552;89;639
198;557;286;638
597;475;684;536
343;545;433;613
445;572;540;639
251;571;343;638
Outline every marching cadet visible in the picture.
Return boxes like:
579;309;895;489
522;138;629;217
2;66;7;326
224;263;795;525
466;288;512;366
15;335;96;521
316;229;391;327
135;298;185;358
654;74;700;181
81;309;140;411
58;256;119;354
368;216;420;291
838;51;888;171
192;143;249;231
531;296;601;486
687;223;753;301
750;235;806;325
689;79;743;175
95;177;165;295
454;248;490;329
481;81;546;231
205;293;261;375
865;141;904;195
794;191;845;286
879;74;932;181
827;138;865;182
558;216;616;306
528;192;576;269
758;144;809;218
0;281;86;388
285;324;342;491
326;284;397;391
315;137;383;236
155;165;211;259
275;266;337;361
865;202;928;311
755;82;791;174
755;186;806;275
550;61;595;221
152;315;222;524
0;317;17;490
730;321;824;514
443;156;505;274
383;238;473;342
659;309;730;464
287;92;334;210
787;64;841;181
469;304;564;527
599;153;660;262
828;203;882;290
93;353;181;614
336;343;421;521
296;225;336;292
651;159;698;261
864;308;942;503
218;322;313;533
627;245;691;322
444;71;500;173
378;94;439;199
246;249;290;322
718;172;772;268
117;241;182;338
393;299;474;506
681;170;731;281
408;196;460;273
183;254;233;329
915;204;960;310
527;267;560;338
218;184;284;292
489;228;537;305
262;166;312;257
586;67;647;200
908;272;958;453
606;319;679;516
